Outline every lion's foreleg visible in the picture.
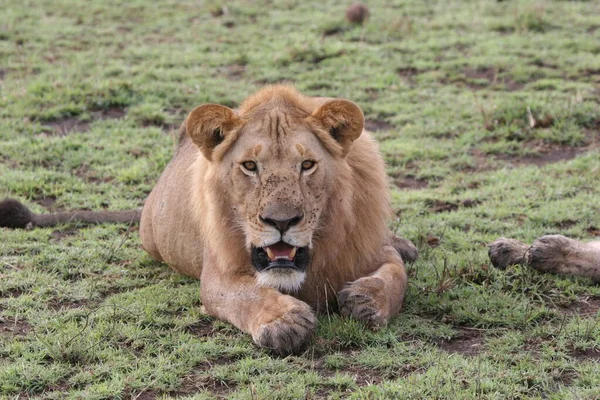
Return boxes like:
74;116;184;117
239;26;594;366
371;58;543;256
338;246;407;328
488;235;600;283
199;259;316;356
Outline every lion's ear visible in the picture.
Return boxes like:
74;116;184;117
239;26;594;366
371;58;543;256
309;99;364;156
186;104;239;161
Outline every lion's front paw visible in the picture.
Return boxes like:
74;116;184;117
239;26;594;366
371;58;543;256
253;303;316;356
488;237;529;270
392;236;419;264
338;277;388;329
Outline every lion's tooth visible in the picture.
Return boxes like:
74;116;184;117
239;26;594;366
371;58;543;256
266;247;275;260
289;247;297;259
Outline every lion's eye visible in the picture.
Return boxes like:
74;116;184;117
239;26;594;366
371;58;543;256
301;160;316;171
241;161;257;172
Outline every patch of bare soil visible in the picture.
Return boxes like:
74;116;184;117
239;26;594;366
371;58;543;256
342;365;385;386
365;118;394;132
131;390;158;400
424;198;481;213
561;297;600;317
583;67;600;78
47;298;87;310
323;23;353;37
220;64;246;81
438;329;484;356
177;374;236;398
577;298;600;317
530;59;559;70
553;368;578;386
0;316;32;336
184;319;217;337
309;345;420;393
569;347;600;362
517;147;585;166
25;378;73;399
460;199;479;208
102;108;127;119
49;227;80;243
141;120;179;133
363;88;379;101
312;358;417;394
465;149;497;173
305;82;334;92
427;200;458;213
464;67;497;86
394;176;428;190
586;226;600;237
36;195;57;210
396;67;419;85
494;144;589;168
223;20;236;29
394;177;428;190
73;163;115;184
44;117;91;135
554;219;577;229
172;356;239;398
254;77;296;86
41;107;126;136
1;287;24;297
424;235;440;248
312;357;383;386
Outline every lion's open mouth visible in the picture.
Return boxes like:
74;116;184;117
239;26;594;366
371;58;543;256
251;242;310;272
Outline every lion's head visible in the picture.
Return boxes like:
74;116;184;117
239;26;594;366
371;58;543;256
186;86;365;292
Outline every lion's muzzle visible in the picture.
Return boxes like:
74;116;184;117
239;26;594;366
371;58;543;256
252;242;311;293
251;242;310;273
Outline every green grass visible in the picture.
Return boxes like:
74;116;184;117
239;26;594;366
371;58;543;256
1;0;599;398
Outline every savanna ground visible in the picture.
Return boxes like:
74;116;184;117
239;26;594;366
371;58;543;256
1;0;599;398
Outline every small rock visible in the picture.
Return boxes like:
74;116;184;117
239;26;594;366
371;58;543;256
345;3;370;25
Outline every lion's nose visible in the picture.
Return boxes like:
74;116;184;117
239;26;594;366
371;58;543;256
260;213;304;233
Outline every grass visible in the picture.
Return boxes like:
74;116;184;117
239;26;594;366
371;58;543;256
1;0;599;398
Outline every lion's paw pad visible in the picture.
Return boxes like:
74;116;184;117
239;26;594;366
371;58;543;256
338;277;387;329
254;306;316;356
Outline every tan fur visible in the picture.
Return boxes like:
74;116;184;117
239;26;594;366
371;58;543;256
489;235;600;283
0;198;141;229
140;86;407;355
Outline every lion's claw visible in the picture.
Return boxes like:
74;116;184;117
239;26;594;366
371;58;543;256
253;305;316;356
338;277;387;329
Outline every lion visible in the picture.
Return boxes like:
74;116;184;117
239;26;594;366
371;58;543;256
0;86;417;355
489;235;600;283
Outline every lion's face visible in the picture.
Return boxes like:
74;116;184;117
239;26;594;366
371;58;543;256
227;115;333;290
186;89;364;292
